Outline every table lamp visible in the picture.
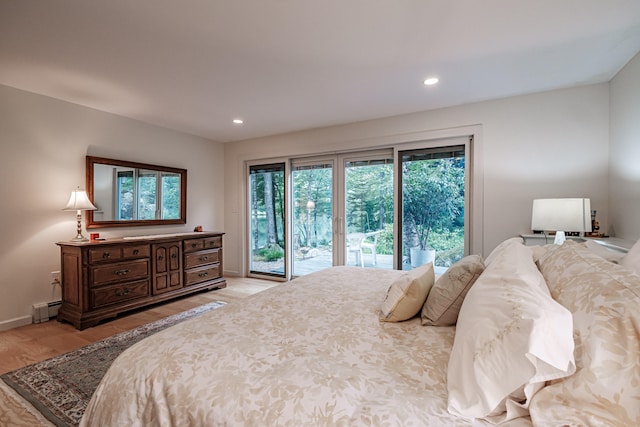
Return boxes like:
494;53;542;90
63;187;97;241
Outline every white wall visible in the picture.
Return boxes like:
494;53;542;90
224;83;610;276
0;84;225;330
610;52;640;241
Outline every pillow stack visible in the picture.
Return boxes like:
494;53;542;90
378;236;640;424
446;240;576;423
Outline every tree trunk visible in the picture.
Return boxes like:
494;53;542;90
378;201;385;231
403;214;419;261
251;178;259;251
275;181;284;248
264;173;277;245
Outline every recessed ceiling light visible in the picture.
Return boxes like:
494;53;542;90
233;118;244;124
423;77;439;86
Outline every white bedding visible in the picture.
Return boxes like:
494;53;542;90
81;266;476;426
82;240;640;426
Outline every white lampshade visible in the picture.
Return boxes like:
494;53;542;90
531;198;592;244
63;189;97;211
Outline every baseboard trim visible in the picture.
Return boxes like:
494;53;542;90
0;315;32;332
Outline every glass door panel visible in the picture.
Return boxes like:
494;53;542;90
344;157;394;269
400;146;466;272
249;163;286;277
291;161;333;276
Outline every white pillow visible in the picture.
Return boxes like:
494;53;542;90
484;237;524;266
621;239;640;274
447;241;575;423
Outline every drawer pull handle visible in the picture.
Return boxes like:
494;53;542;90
158;255;164;260
171;253;177;259
103;252;111;258
199;255;209;261
115;289;130;297
115;269;130;276
191;243;197;248
198;271;209;277
133;249;139;255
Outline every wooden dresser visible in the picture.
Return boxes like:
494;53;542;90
57;232;225;330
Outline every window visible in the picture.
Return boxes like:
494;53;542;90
115;169;180;220
161;172;181;219
116;170;134;220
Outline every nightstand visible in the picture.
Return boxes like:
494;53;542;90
519;234;633;253
519;233;584;246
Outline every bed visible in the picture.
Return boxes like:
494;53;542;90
80;238;640;426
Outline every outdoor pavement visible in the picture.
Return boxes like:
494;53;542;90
257;252;448;276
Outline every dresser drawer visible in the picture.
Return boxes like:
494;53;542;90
91;259;150;287
91;280;149;309
184;248;220;269
184;236;222;253
89;247;123;263
122;245;150;259
184;264;221;286
88;244;149;264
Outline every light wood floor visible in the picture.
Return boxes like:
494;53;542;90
0;276;278;375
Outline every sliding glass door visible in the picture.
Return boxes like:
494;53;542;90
343;153;394;269
399;145;466;272
248;163;286;277
291;159;334;276
247;137;472;279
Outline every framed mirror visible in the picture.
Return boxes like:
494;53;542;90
86;156;187;229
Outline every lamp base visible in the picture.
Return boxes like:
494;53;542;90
71;211;89;242
70;234;89;242
553;231;566;245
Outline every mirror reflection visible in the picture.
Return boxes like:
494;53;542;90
86;156;187;228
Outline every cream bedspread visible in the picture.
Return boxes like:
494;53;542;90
81;266;474;426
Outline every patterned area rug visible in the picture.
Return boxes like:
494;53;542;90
0;301;225;427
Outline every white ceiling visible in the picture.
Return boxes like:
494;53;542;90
1;1;640;143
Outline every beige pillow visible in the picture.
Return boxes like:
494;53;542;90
421;255;484;326
380;262;435;322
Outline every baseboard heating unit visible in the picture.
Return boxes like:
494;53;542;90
32;300;62;323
